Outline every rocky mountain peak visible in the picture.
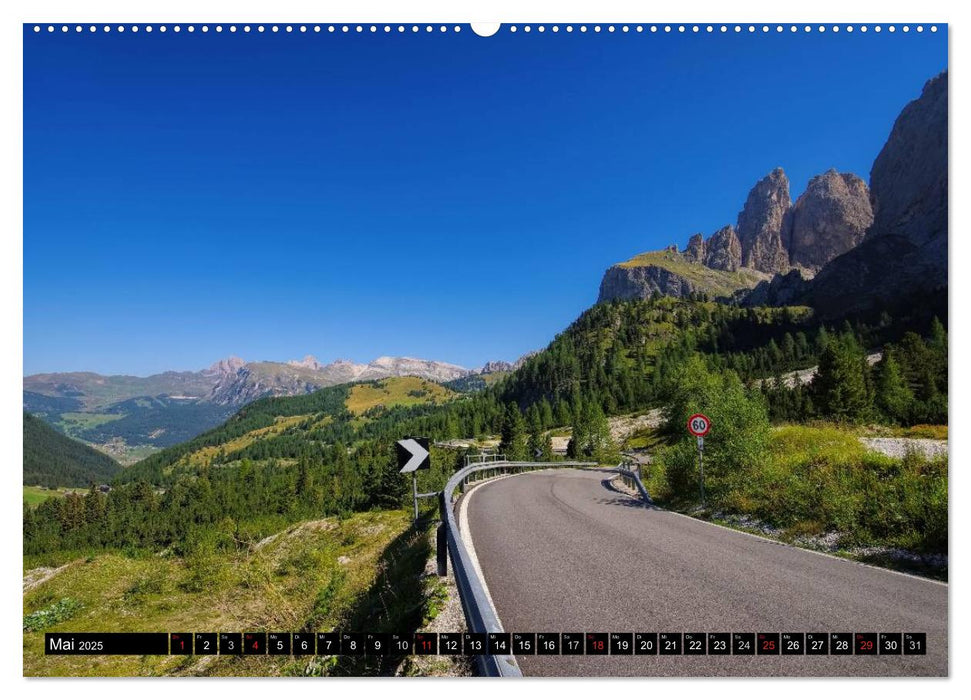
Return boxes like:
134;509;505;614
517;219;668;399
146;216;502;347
287;355;324;370
703;225;742;271
797;71;948;316
683;233;705;263
737;167;792;273
477;360;514;374
867;70;947;264
785;169;873;272
207;356;245;375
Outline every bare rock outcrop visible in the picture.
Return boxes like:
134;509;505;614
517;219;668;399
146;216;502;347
683;233;705;263
785;170;873;272
737;168;792;273
704;225;742;271
802;72;948;316
598;264;698;301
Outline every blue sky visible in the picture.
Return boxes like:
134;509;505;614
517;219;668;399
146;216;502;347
24;25;947;376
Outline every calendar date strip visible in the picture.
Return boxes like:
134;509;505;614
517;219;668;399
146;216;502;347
45;631;927;656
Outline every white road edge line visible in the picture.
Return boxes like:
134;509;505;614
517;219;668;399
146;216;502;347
457;474;514;630
583;467;949;588
455;469;572;635
663;507;949;588
474;467;946;590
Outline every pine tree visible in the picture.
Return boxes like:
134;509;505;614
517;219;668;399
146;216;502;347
874;347;913;424
567;399;587;459
812;334;871;422
500;402;527;460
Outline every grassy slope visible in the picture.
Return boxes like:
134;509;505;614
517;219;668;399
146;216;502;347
616;249;766;297
24;509;432;677
642;422;948;563
23;486;86;507
346;377;455;415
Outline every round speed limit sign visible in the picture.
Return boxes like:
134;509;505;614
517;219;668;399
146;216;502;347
687;413;711;437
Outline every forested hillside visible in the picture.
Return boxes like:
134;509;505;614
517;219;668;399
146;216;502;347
23;412;122;488
26;294;948;560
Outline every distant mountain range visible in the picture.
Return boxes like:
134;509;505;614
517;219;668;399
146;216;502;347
24;354;520;463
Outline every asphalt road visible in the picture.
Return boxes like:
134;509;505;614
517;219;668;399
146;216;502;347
463;469;947;677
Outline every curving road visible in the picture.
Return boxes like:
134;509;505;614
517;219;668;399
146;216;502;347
462;469;947;677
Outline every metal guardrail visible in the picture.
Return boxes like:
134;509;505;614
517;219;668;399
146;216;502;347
606;463;654;504
436;460;596;677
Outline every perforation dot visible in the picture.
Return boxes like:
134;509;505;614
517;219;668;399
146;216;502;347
580;26;587;33
931;26;938;32
510;26;517;33
903;26;910;32
540;26;546;33
636;26;643;33
525;26;532;33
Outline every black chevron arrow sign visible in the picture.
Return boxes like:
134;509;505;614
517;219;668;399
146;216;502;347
396;437;431;473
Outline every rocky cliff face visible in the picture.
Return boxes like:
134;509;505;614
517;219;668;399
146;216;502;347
799;72;947;316
866;71;947;268
599;263;698;300
597;73;945;309
704;225;742;271
785;170;873;272
737;168;792;273
684;233;705;263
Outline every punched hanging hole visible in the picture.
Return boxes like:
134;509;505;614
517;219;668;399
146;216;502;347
471;23;501;37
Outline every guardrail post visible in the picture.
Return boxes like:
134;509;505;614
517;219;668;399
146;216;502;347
436;491;448;576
